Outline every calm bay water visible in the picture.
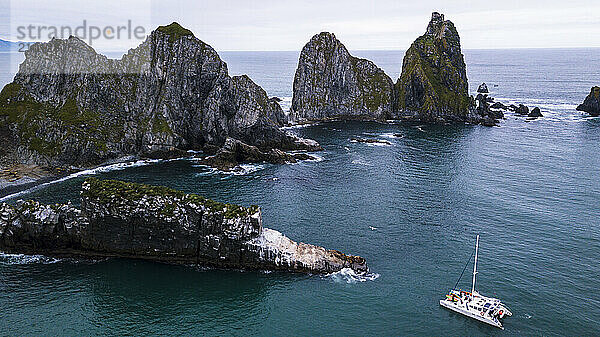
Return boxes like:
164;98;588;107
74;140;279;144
1;49;599;336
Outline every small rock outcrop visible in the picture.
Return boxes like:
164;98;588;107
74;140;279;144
576;86;600;116
0;178;367;274
473;93;503;126
490;102;507;110
395;12;470;122
528;107;543;118
477;83;489;93
0;22;318;169
350;137;391;145
290;32;395;122
514;104;530;115
199;137;320;171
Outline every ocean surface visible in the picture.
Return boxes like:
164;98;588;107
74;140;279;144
1;49;599;336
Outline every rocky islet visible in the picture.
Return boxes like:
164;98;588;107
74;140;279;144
0;178;368;274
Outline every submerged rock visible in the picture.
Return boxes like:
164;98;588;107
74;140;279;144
576;86;600;116
477;83;489;93
0;178;367;274
395;12;470;122
0;22;317;169
290;32;394;122
350;137;391;145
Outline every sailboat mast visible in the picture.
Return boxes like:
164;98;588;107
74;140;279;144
471;235;479;296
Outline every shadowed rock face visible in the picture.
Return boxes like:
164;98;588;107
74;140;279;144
0;178;367;274
576;86;600;116
395;12;470;122
0;22;317;168
291;32;395;122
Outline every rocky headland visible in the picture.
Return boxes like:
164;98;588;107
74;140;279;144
0;178;367;274
290;32;395;122
576;86;600;116
0;22;320;188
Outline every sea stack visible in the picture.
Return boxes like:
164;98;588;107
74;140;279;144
290;32;395;122
395;12;470;122
0;22;318;170
576;86;600;116
0;178;368;274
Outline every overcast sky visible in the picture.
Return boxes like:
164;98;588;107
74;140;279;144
1;0;600;52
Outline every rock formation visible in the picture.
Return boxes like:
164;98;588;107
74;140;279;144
199;137;319;171
477;83;489;93
395;12;471;122
528;107;543;118
576;86;600;116
0;22;318;170
290;32;395;122
514;104;530;115
0;178;367;274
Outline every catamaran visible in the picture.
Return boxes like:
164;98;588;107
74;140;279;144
439;235;512;329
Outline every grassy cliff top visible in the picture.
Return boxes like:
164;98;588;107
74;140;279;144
155;22;194;42
81;178;258;218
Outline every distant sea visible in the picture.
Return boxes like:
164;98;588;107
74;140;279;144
1;49;599;336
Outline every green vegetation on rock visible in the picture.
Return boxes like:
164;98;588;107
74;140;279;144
156;22;194;43
82;178;259;219
152;116;173;134
396;13;470;121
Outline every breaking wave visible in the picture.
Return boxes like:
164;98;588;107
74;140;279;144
327;268;380;284
0;158;165;202
0;252;61;265
192;163;266;177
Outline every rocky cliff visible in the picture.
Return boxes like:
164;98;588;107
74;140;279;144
576;86;600;116
395;12;471;122
290;32;395;122
0;178;367;274
0;22;318;169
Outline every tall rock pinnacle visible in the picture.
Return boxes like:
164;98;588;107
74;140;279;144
395;12;470;122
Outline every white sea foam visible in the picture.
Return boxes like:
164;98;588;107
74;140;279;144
0;252;61;265
0;158;164;202
192;163;265;177
281;122;319;130
305;153;324;162
327;267;380;284
352;159;373;166
277;96;293;112
232;164;265;175
381;132;401;139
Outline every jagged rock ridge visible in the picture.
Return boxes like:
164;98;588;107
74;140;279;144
0;22;317;169
290;32;395;122
0;178;368;274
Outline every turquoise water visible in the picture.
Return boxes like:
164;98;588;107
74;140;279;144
1;50;600;336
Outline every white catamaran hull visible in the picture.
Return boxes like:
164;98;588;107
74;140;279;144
439;236;511;330
439;299;504;329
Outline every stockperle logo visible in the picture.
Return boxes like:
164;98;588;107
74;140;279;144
15;20;147;51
